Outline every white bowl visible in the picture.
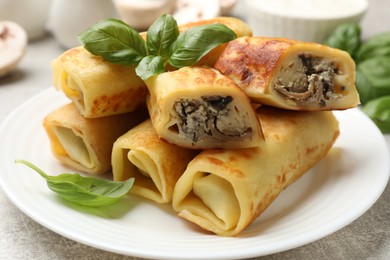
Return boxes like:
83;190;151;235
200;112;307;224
245;0;369;43
113;0;176;31
173;0;220;25
220;0;239;16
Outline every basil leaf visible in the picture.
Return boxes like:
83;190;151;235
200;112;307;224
168;24;237;68
324;23;361;59
16;160;134;207
79;18;147;66
355;67;372;104
146;14;179;60
356;32;390;63
356;57;390;104
136;56;165;80
362;95;390;133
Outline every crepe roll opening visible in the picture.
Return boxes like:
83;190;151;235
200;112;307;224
54;65;86;115
121;148;165;198
168;95;253;145
273;53;350;107
52;126;93;169
185;172;240;231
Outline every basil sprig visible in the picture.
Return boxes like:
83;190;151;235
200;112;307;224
78;14;237;80
168;24;239;68
79;18;147;65
324;23;361;60
16;160;134;207
363;96;390;133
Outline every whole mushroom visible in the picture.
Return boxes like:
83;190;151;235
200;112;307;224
0;21;28;77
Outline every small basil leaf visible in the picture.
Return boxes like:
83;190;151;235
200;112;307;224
79;18;147;65
356;57;390;104
168;24;237;68
146;14;179;60
355;67;372;105
362;95;390;133
16;159;134;207
356;32;390;63
324;23;361;59
135;55;165;81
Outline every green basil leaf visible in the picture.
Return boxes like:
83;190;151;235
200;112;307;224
16;159;134;207
355;67;372;104
79;18;147;66
356;32;390;63
135;55;165;81
356;57;390;104
146;14;179;60
168;24;237;68
362;95;390;133
324;23;361;59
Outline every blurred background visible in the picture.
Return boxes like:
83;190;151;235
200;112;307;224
0;0;380;48
0;0;241;49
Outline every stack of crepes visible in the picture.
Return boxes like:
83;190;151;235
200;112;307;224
45;16;359;236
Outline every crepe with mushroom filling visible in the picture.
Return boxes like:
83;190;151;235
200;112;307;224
51;46;148;118
112;119;198;203
214;36;360;110
145;66;263;149
172;106;339;236
43;103;147;174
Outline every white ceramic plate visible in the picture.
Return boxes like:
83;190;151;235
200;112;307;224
0;88;389;259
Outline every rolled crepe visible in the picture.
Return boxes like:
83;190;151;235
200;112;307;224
214;36;360;111
43;103;147;174
51;46;148;118
52;17;251;119
112;119;198;203
172;106;340;236
146;66;263;149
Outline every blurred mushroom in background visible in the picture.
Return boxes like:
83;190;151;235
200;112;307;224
0;0;51;41
0;21;28;77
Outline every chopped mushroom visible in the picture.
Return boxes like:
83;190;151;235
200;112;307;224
0;21;27;77
274;54;342;106
171;95;252;144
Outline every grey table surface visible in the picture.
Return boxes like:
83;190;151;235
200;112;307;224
1;1;390;259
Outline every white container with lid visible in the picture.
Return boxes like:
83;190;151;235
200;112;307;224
47;0;118;49
113;0;176;31
0;0;52;41
245;0;369;42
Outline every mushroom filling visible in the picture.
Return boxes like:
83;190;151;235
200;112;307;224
274;54;343;106
171;95;252;143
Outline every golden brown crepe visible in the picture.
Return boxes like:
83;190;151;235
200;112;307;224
172;106;340;236
112;119;198;203
51;47;148;118
177;17;253;66
52;17;252;118
43;103;147;174
214;36;360;111
145;66;263;149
